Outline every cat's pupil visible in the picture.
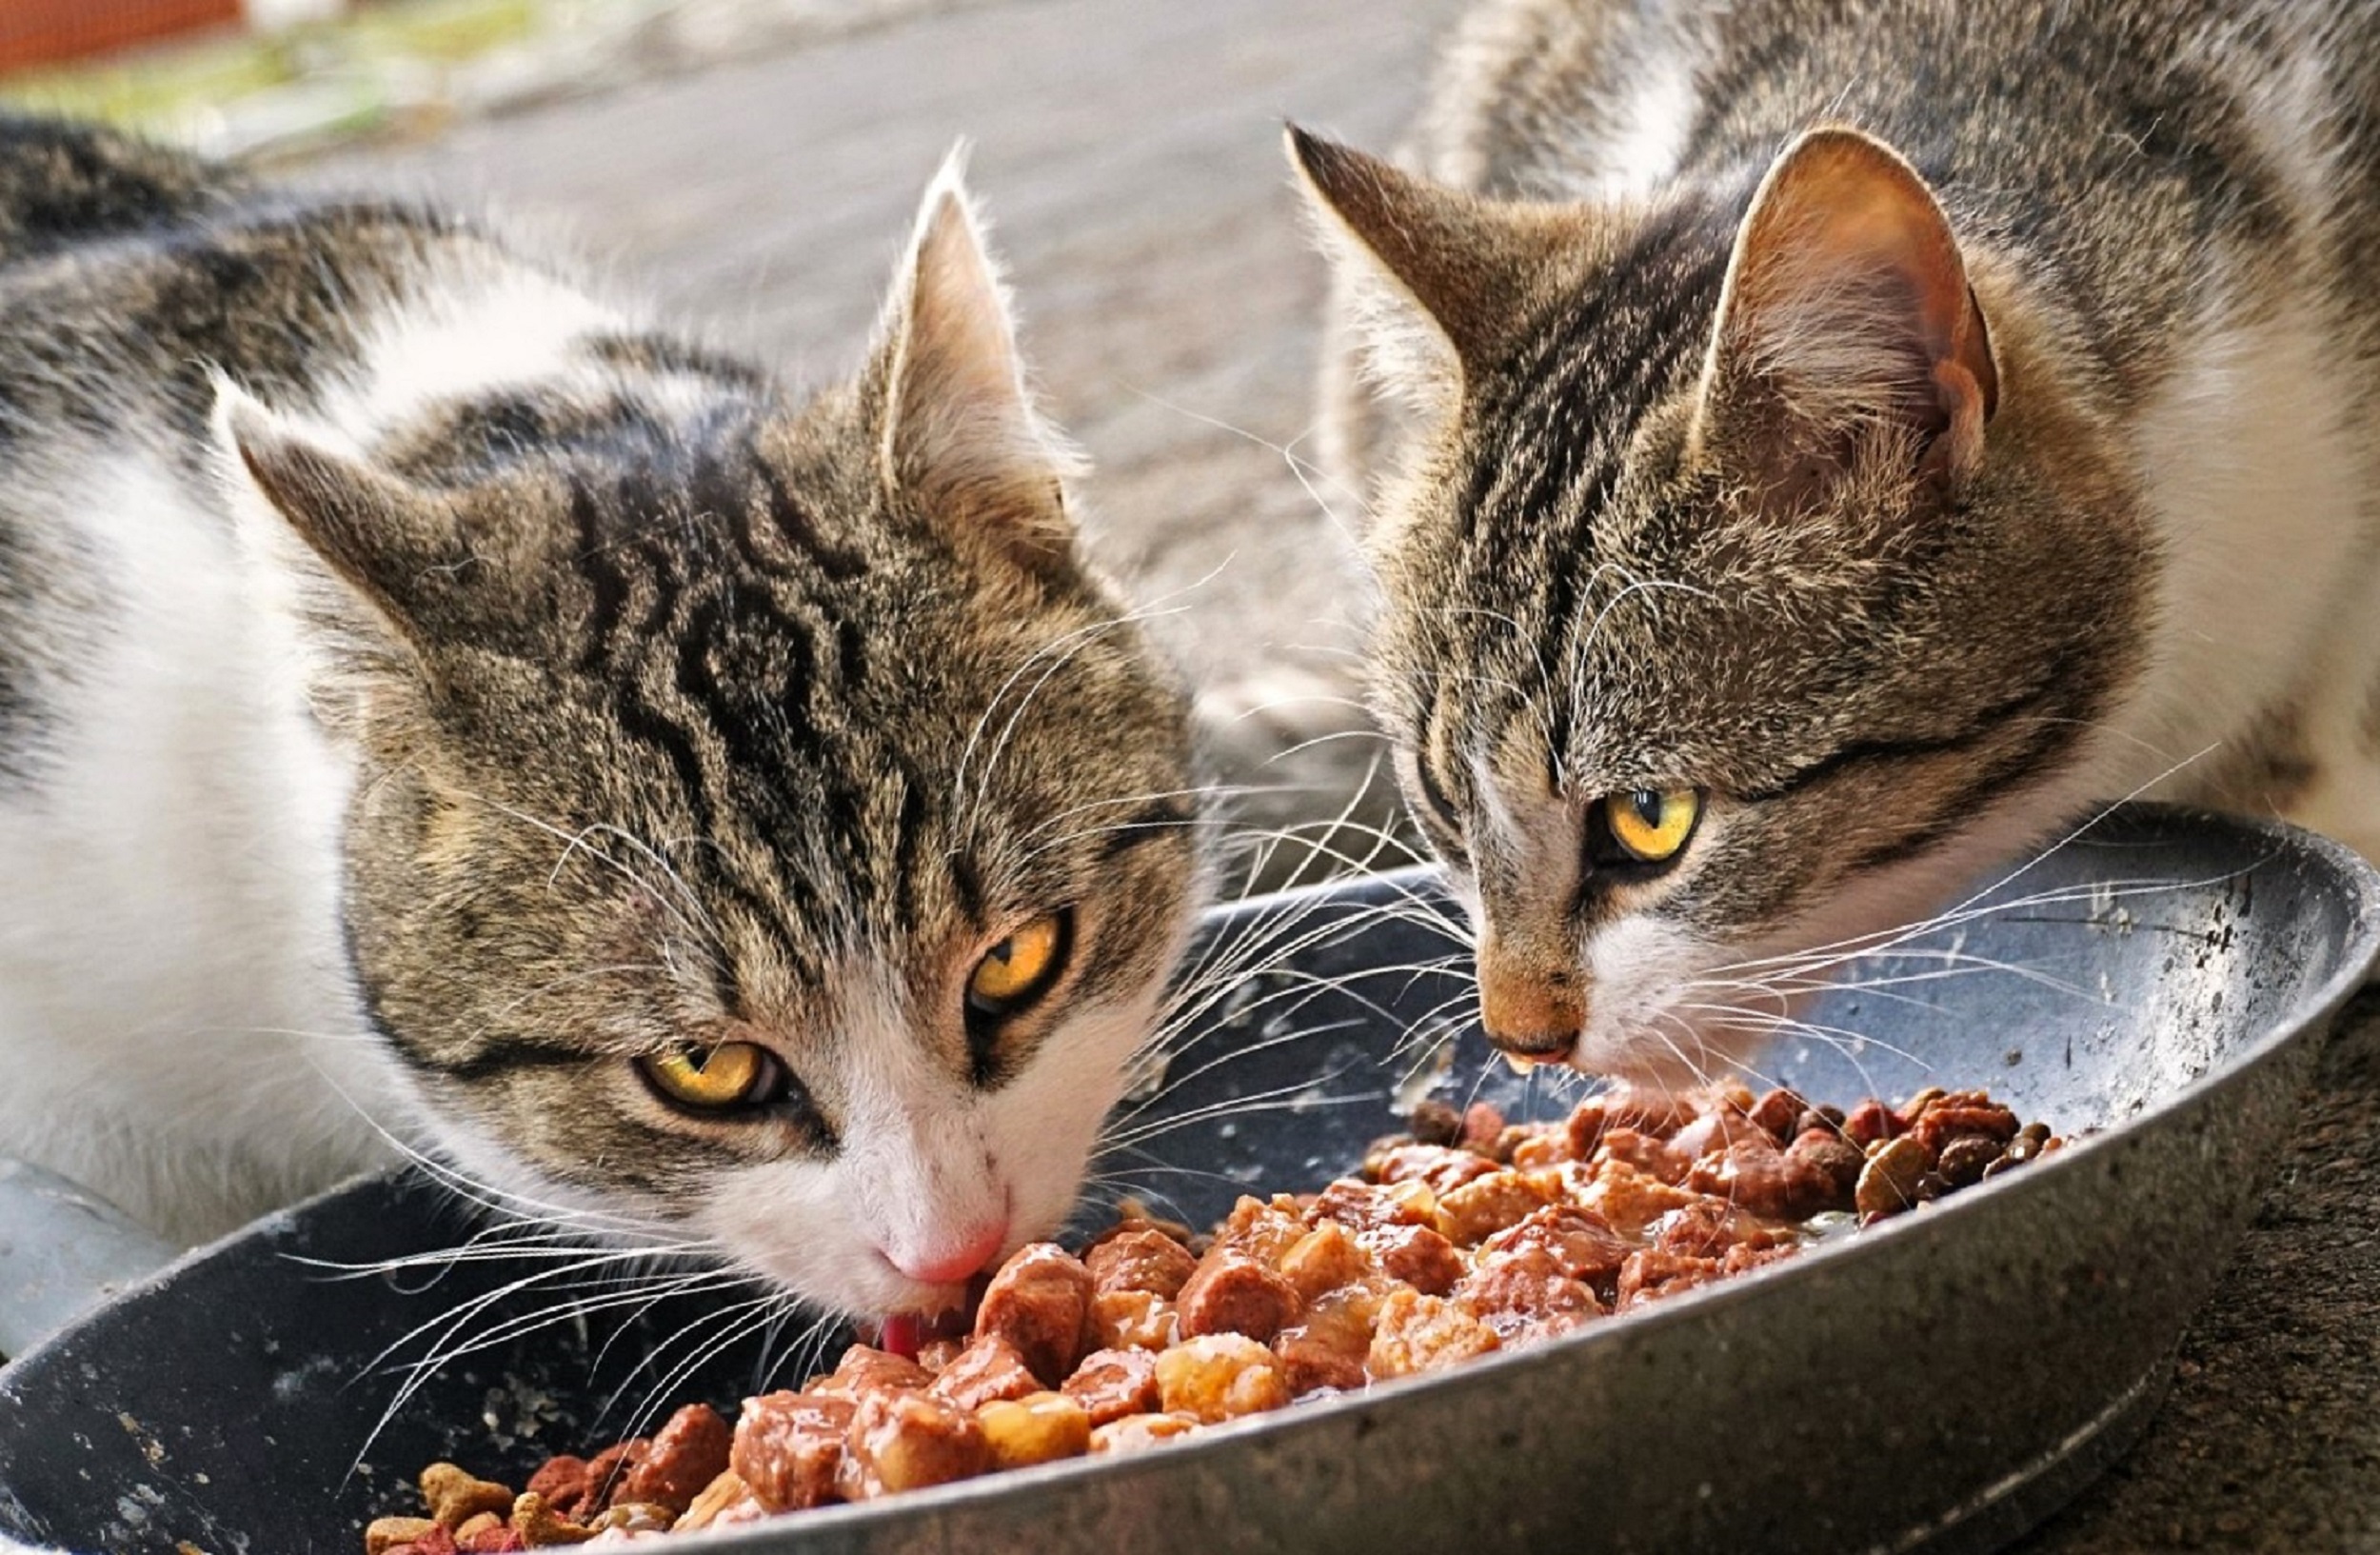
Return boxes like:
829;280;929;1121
1629;790;1665;827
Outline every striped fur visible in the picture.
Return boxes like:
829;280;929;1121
0;119;1205;1319
1297;0;2380;1077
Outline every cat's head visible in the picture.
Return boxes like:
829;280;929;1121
1290;124;2147;1080
217;164;1206;1317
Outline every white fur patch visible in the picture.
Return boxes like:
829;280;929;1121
313;263;621;445
0;449;399;1242
694;959;1169;1317
2119;286;2380;819
1582;49;1696;202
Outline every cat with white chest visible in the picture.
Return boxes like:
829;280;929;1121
1292;0;2380;1076
0;117;1206;1320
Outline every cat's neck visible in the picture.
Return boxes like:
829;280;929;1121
0;250;635;1243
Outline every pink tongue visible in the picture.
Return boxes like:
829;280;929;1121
872;1303;977;1361
877;1313;925;1361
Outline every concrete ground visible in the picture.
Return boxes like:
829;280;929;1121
320;1;2380;1546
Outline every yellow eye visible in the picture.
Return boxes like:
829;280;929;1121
1603;788;1701;864
968;911;1068;1017
639;1041;778;1110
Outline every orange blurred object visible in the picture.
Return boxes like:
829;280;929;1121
1;0;243;75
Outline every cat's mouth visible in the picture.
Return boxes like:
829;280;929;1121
867;1280;988;1360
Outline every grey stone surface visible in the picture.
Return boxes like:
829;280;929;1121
315;2;2380;1546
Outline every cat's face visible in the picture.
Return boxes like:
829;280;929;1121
1294;128;2147;1081
222;170;1204;1318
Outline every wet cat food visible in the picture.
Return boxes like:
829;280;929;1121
369;1082;2064;1548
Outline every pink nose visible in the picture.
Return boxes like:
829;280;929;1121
889;1220;1009;1285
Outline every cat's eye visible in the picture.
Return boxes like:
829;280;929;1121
966;910;1071;1019
1397;744;1462;835
1597;787;1702;865
639;1041;783;1111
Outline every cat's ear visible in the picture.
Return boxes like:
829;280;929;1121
214;381;471;658
872;150;1081;575
1695;126;1998;498
1286;125;1572;402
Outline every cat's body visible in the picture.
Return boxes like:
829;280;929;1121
0;118;1204;1319
1297;0;2380;1074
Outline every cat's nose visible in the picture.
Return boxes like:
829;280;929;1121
887;1219;1011;1286
1478;962;1586;1061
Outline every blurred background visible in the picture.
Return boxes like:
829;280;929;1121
0;0;1456;892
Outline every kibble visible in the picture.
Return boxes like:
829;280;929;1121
380;1080;2061;1549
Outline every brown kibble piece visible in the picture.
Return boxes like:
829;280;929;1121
925;1334;1042;1412
585;1505;673;1535
1061;1346;1162;1425
1653;1199;1790;1258
1089;1288;1178;1351
1277;1221;1375;1301
523;1458;591;1522
1357;1222;1464;1296
731;1390;854;1514
1154;1333;1293;1423
1175;1250;1304;1343
1616;1247;1725;1307
1937;1134;2002;1187
973;1243;1096;1386
1305;1179;1425;1234
1593;1126;1692;1186
1209;1195;1309;1265
1786;1129;1867;1199
977;1390;1094;1469
1683;1135;1822;1220
847;1389;992;1494
1911;1099;2022;1157
670;1471;761;1533
510;1493;596;1547
367;1518;439;1555
453;1515;502;1545
1436;1168;1551;1245
1272;1325;1370;1394
1455;1246;1603;1346
1578;1159;1698;1234
1365;1287;1499;1379
1481;1206;1633;1288
1088;1412;1200;1455
1084;1227;1200;1300
1460;1101;1508;1154
420;1464;516;1530
1368;1143;1498;1196
1843;1099;1902;1148
581;1440;647;1511
1272;1282;1388;1392
819;1346;932;1400
620;1404;731;1515
1510;1131;1570;1170
1856;1135;1934;1219
1406;1097;1463;1146
1747;1088;1809;1143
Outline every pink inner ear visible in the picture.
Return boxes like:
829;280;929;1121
1716;129;1996;484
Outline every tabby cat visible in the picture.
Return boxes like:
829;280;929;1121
0;117;1203;1319
1292;0;2380;1075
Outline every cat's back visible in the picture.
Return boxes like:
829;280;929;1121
1419;0;2380;217
1404;0;2380;397
0;113;225;266
0;120;509;451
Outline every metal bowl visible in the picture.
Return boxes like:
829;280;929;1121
1;804;2372;1554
